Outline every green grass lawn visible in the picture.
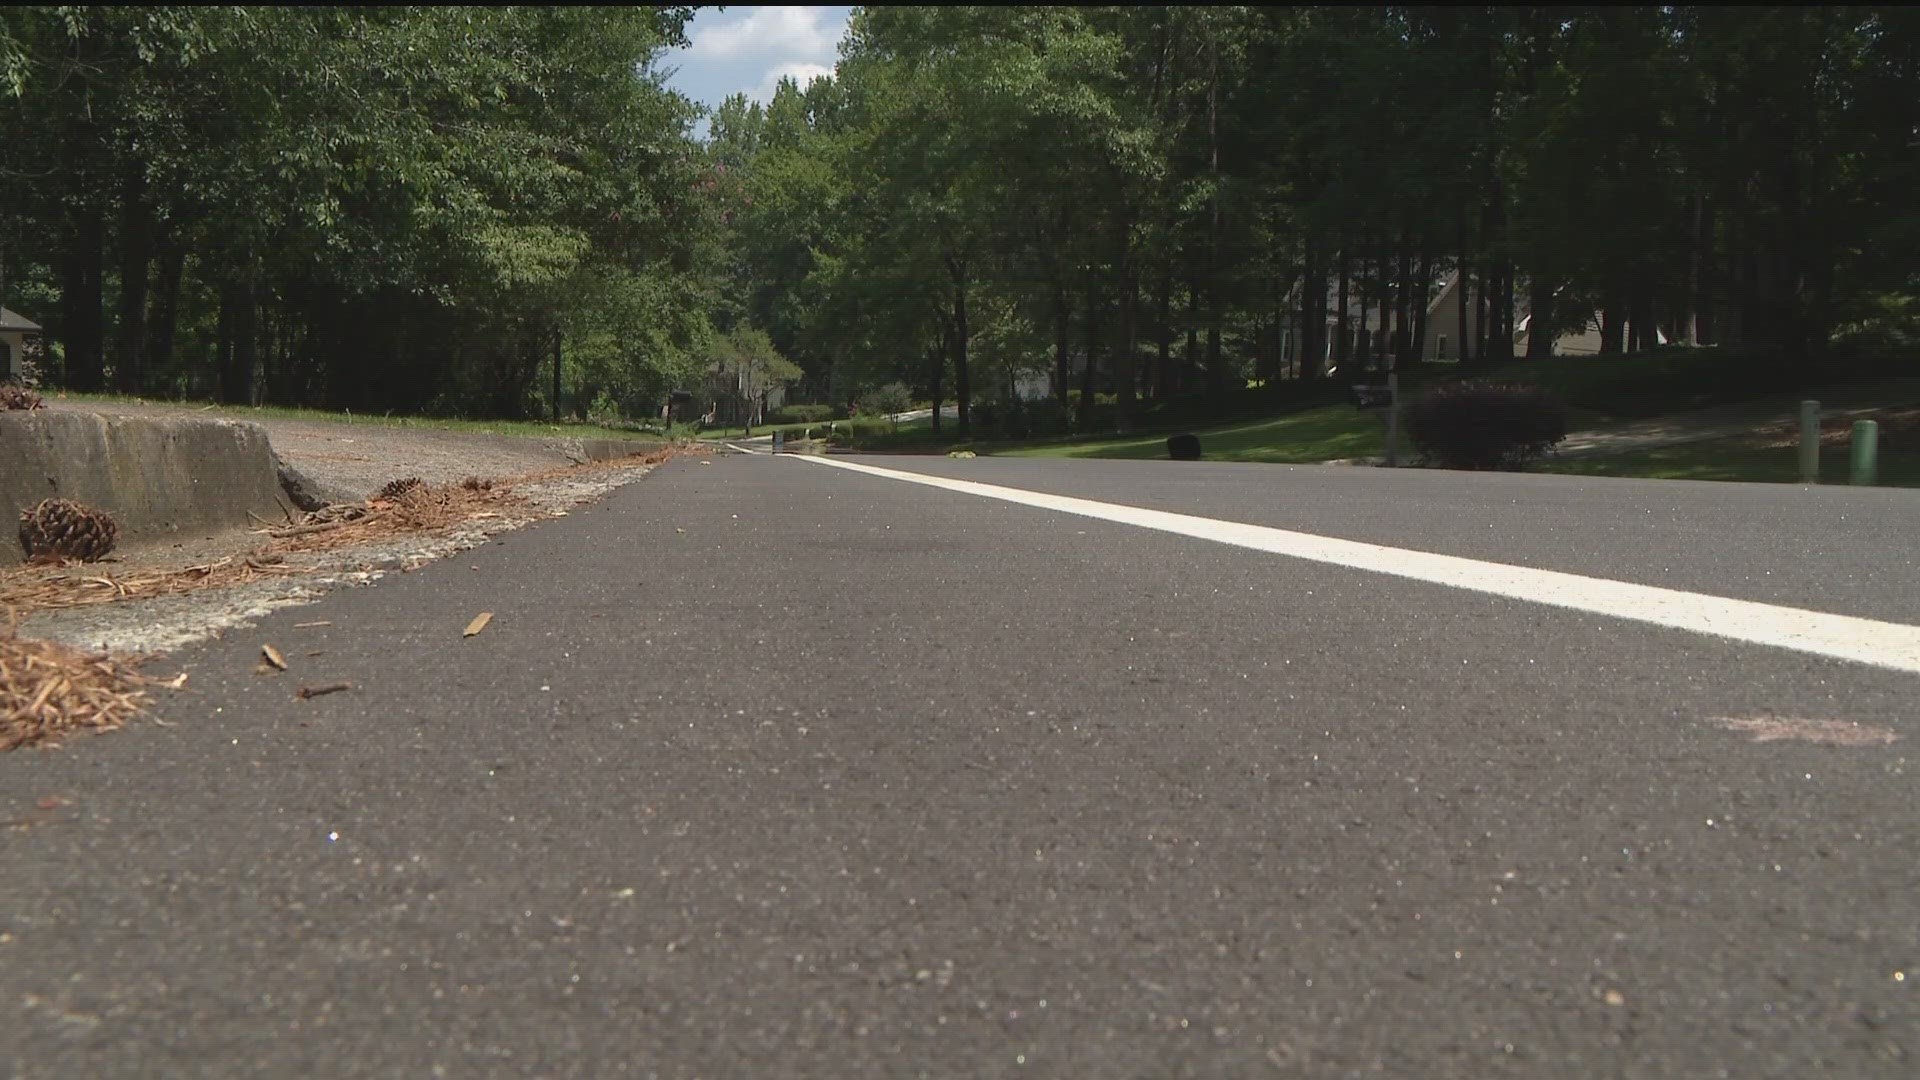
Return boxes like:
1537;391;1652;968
994;404;1387;462
1539;437;1920;487
697;415;931;442
51;391;674;442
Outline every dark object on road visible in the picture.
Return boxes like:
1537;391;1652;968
296;681;353;700
0;383;44;410
375;476;423;501
459;476;494;492
1350;384;1393;410
1168;433;1202;460
18;497;118;563
1403;380;1568;470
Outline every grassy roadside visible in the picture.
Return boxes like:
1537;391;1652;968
995;405;1385;462
1538;435;1920;487
957;346;1916;473
696;415;935;442
48;391;681;442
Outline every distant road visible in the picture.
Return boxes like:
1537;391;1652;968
4;454;1916;1077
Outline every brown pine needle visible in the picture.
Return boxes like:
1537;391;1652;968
2;624;180;751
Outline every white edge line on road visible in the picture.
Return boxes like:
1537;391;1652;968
786;453;1920;676
725;443;762;455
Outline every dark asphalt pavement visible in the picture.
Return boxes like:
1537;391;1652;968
4;454;1916;1078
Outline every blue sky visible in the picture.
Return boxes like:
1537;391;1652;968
661;6;855;134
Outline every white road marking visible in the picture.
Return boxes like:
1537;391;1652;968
725;443;763;455
788;454;1920;675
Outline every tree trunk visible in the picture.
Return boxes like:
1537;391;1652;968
1155;269;1173;399
1679;193;1701;346
60;208;107;391
1077;290;1100;429
147;230;186;381
1394;233;1413;366
246;284;266;407
1205;305;1224;400
551;326;563;421
1598;291;1624;355
928;335;943;436
948;255;971;437
1335;242;1350;367
114;170;153;394
1204;34;1224;403
1300;236;1327;381
1053;283;1071;403
218;281;256;404
1113;209;1137;433
1476;261;1493;363
1411;249;1433;361
1490;258;1515;363
1456;213;1473;365
1184;276;1200;391
1629;289;1655;353
1693;196;1716;345
1525;280;1554;358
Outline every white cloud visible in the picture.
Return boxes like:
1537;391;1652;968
751;61;833;103
688;7;841;61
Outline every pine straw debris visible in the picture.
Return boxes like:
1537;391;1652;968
1;621;179;751
262;474;528;555
0;446;687;616
0;551;306;614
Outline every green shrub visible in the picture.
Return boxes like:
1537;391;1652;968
1403;380;1568;470
770;403;839;425
857;382;914;418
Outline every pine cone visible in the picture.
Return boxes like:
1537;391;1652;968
0;383;43;411
458;476;492;492
374;476;423;501
18;498;119;563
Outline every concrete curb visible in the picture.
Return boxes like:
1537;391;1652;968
547;437;671;465
2;411;294;561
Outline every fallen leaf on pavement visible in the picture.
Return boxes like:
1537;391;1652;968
261;644;288;670
464;612;493;638
35;796;69;811
1714;716;1898;745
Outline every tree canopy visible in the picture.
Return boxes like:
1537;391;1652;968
3;6;1913;429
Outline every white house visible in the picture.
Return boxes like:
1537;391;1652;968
1;306;41;380
1424;272;1665;360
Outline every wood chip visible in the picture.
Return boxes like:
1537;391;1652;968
261;644;288;670
296;682;352;700
463;612;493;638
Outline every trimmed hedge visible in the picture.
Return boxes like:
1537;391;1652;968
1403;380;1568;470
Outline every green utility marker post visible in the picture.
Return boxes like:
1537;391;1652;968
1799;400;1820;483
1850;420;1879;486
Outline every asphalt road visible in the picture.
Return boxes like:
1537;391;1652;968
4;454;1917;1078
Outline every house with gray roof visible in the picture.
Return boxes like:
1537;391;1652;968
1;306;43;381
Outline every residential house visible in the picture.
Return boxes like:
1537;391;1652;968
1276;271;1666;372
1;306;41;380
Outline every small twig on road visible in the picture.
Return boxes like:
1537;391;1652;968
269;521;347;540
296;682;352;700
